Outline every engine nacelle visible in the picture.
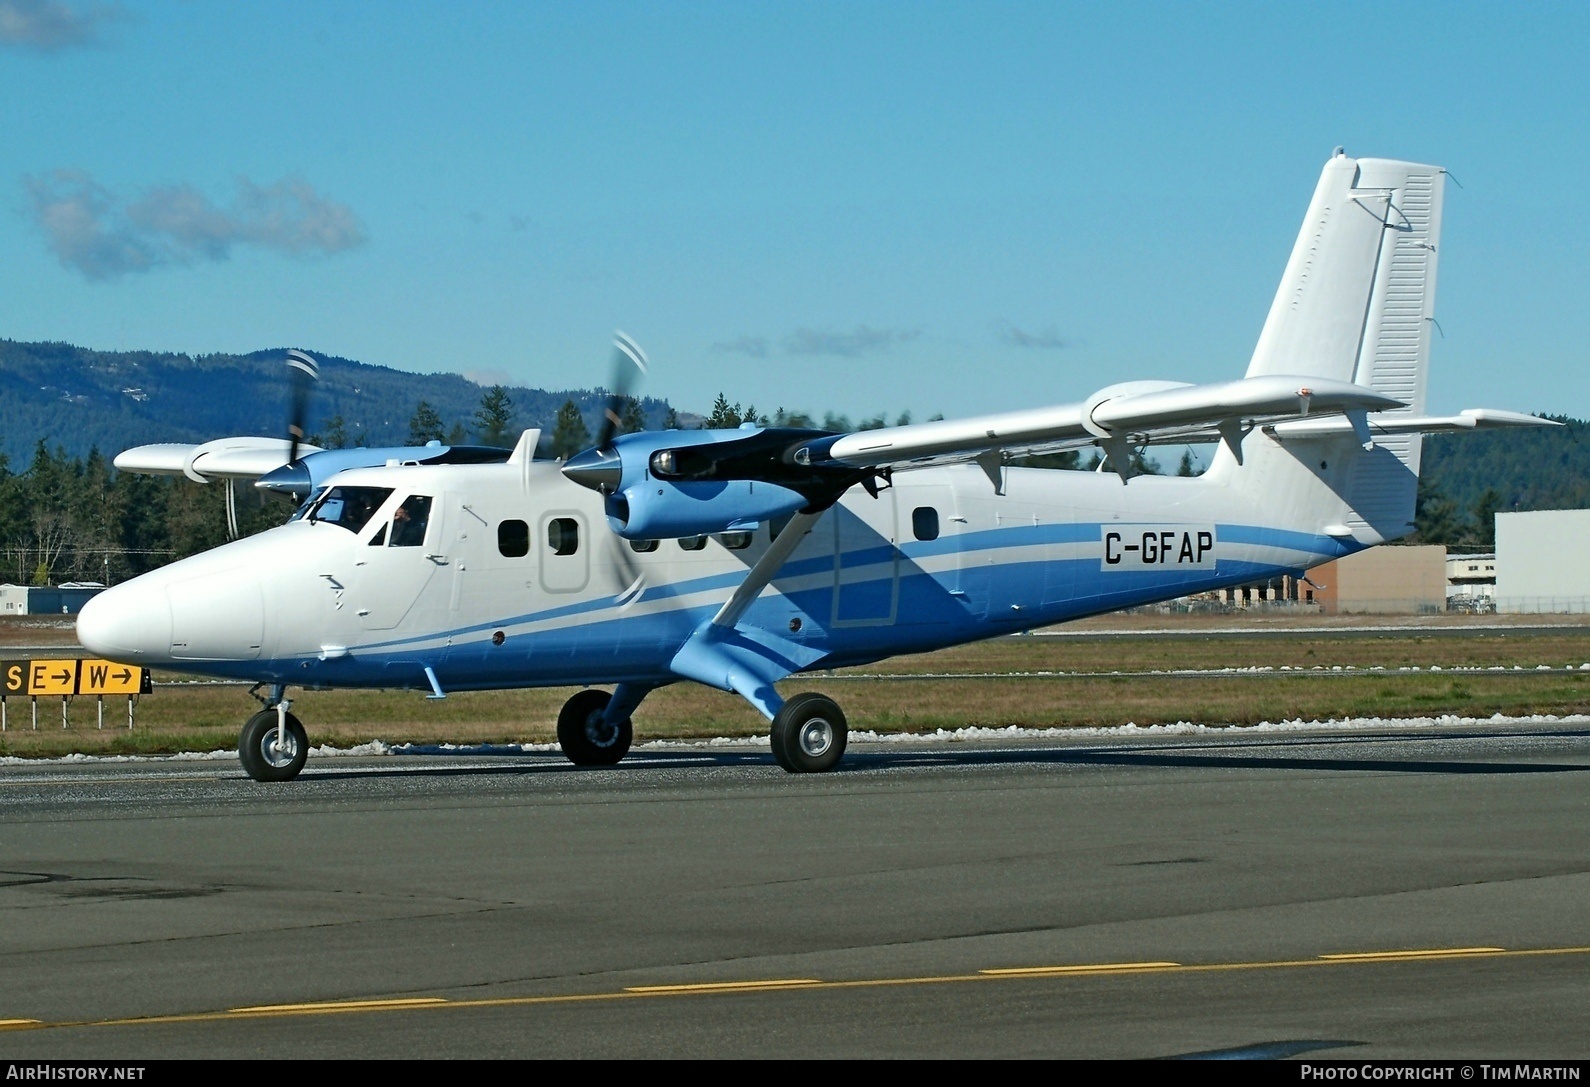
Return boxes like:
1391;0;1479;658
561;426;860;540
605;478;808;540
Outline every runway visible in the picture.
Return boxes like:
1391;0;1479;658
1;724;1587;1059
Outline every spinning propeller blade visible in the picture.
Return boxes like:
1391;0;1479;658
285;349;320;465
596;330;649;450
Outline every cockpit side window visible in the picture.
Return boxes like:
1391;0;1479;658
309;486;393;534
389;495;433;547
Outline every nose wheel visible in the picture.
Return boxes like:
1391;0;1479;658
770;693;848;773
239;707;308;782
557;689;633;767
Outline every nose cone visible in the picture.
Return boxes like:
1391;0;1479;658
561;445;622;493
76;582;173;662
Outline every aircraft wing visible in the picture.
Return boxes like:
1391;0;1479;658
113;437;320;484
800;374;1404;472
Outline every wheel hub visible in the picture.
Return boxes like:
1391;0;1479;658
585;710;620;749
797;717;834;758
261;728;300;768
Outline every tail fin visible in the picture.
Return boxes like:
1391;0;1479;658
1215;152;1445;544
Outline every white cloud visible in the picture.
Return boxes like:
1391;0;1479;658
0;0;121;51
998;323;1071;350
711;335;769;358
24;170;368;280
783;325;920;357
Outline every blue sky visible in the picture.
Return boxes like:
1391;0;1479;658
3;1;1586;421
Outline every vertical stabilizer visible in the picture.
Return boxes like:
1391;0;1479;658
1221;152;1446;545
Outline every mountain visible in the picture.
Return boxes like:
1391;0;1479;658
0;339;676;464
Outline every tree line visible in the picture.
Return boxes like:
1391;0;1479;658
1;382;1579;586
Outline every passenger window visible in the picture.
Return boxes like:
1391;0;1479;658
629;539;659;553
499;520;529;558
548;517;579;556
912;506;940;541
310;486;393;534
717;531;753;550
678;535;707;551
389;495;433;547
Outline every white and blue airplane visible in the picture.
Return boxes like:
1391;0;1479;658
81;151;1550;782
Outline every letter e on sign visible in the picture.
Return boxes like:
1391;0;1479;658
27;659;80;695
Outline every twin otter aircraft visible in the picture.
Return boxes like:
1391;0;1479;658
80;152;1548;781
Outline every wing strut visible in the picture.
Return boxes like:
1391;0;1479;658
669;509;830;720
711;509;824;629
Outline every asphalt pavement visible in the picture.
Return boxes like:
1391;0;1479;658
1;724;1586;1058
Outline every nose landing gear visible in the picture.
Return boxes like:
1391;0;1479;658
239;700;308;782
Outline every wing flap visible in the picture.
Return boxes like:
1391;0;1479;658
1270;408;1556;440
815;374;1402;471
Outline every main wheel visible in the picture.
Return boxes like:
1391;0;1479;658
557;689;633;767
770;693;848;773
239;709;308;783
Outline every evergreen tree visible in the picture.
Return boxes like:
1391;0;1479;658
551;399;591;459
408;401;445;445
1413;477;1465;544
320;414;349;449
662;407;680;430
473;385;515;447
1472;488;1504;548
445;422;468;445
619;396;647;434
1177;449;1198;476
703;394;742;429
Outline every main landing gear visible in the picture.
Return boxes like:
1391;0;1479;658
769;693;848;773
239;698;308;782
551;686;848;774
556;688;634;767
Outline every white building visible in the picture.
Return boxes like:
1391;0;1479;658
1446;552;1496;610
1495;509;1590;613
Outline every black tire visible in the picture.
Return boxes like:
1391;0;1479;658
239;709;309;783
770;693;847;773
557;689;633;767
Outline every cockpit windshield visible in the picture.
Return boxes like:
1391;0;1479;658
308;486;393;534
288;487;327;523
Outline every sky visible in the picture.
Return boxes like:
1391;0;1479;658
3;1;1587;422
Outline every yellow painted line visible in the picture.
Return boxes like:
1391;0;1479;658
625;979;822;994
7;945;1589;1034
981;961;1180;976
1318;947;1504;961
228;997;448;1015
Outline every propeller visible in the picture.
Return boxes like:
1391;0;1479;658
596;330;649;450
285;348;320;465
563;331;648;493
